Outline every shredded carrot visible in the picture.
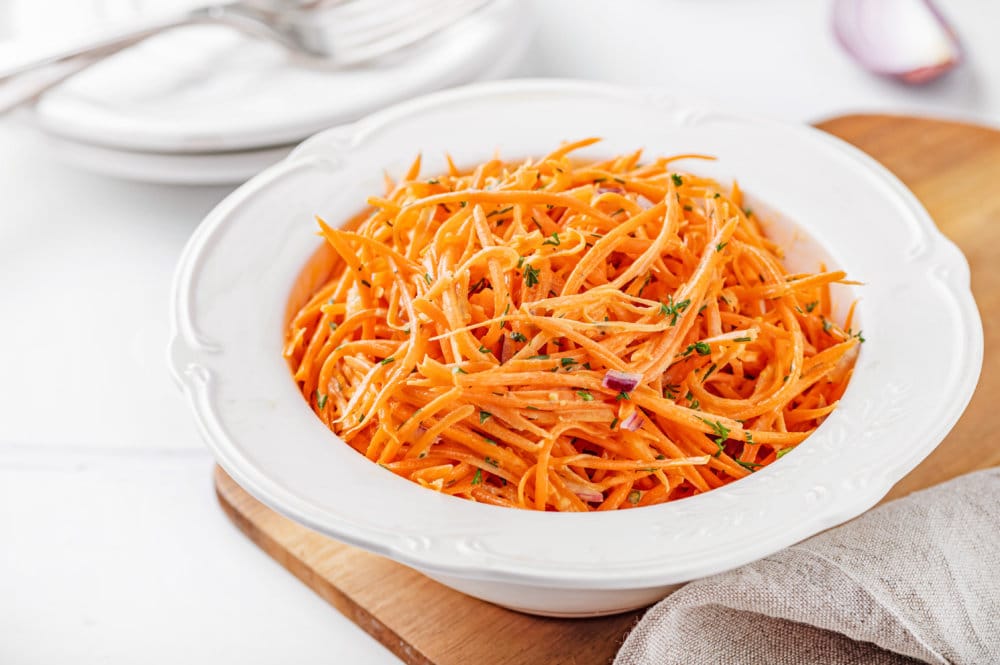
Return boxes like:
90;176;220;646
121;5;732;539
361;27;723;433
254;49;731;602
284;140;862;512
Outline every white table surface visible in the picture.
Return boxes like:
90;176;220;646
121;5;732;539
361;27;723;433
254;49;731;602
3;1;999;662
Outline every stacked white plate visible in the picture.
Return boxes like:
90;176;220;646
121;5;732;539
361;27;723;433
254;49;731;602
23;0;528;184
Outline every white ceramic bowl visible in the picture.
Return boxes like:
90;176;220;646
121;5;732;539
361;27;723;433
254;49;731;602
168;79;982;617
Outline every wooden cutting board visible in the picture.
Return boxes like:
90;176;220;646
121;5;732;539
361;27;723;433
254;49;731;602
214;114;1000;665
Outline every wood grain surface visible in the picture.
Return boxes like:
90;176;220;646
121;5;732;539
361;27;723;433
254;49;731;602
214;114;998;665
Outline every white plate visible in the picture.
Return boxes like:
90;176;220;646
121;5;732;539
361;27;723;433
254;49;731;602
30;0;526;154
40;133;294;185
169;79;983;616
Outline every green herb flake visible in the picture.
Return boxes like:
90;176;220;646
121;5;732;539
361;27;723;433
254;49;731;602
700;418;731;457
479;345;490;354
427;178;440;185
734;336;752;342
380;356;395;366
735;460;762;472
776;447;793;459
452;366;468;374
484;456;499;467
358;413;366;423
616;391;631;401
528;354;550;360
805;301;819;313
694;341;711;356
471;468;483;485
316;394;328;409
683;205;693;212
744;207;753;216
487;206;514;218
328;322;338;332
690;398;701;410
360;279;372;288
659;295;692;325
542;232;561;246
523;263;540;287
610;417;619;430
822;317;833;333
482;436;497;445
627;490;641;505
510;332;527;343
611;208;625;216
424;273;433;285
716;241;728;252
671;174;684;187
702;363;718;381
713;192;721;199
576;390;594;401
614;177;626;184
560;358;577;368
745;431;755;446
479;411;492;424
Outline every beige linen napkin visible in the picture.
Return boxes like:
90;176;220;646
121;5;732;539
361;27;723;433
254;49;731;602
615;467;1000;665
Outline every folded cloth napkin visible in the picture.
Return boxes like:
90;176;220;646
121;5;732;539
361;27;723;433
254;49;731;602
615;467;1000;665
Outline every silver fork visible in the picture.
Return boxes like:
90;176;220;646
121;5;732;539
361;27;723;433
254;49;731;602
0;0;492;114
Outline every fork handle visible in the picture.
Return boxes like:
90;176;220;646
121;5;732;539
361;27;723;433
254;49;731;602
0;13;201;115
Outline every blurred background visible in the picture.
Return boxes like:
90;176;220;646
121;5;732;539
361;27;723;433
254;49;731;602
0;1;994;664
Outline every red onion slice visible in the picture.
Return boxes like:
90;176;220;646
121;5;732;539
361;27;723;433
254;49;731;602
621;412;644;432
563;479;604;503
832;0;961;85
602;369;643;393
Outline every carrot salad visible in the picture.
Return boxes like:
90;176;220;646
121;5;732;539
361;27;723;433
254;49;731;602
284;139;862;512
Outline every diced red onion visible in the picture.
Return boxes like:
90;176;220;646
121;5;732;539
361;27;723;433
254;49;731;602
563;480;604;503
597;185;622;194
832;0;961;85
602;369;643;393
621;412;644;432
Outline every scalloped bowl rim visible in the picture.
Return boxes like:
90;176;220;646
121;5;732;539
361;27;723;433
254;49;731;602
169;79;982;589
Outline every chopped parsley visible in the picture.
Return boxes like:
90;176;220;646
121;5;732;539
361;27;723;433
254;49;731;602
576;390;594;401
510;331;527;343
487;206;514;218
616;391;630;401
380;356;395;366
523;263;540;287
359;279;372;288
471;469;482;485
528;354;550;360
479;411;492;424
805;301;819;313
700;418;731;457
423;273;432;285
627;490;641;505
479;346;490;354
671;173;684;187
734;336;752;342
560;358;577;368
542;232;561;246
735;460;762;472
610;417;619;430
659;295;691;325
776;447;793;459
452;366;467;374
716;241;728;252
328;322;338;332
316;394;328;409
485;456;499;467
